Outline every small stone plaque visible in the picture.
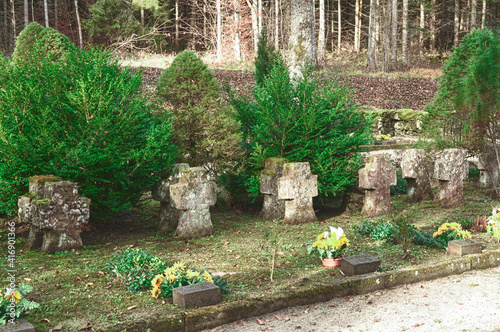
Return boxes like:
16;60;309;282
381;140;397;145
0;319;35;332
448;239;482;257
340;254;381;276
172;282;221;309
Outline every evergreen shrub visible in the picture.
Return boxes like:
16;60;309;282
156;50;242;176
0;45;176;217
12;22;75;65
228;61;373;202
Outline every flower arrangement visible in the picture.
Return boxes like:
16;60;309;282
306;227;350;259
376;134;392;141
487;207;500;243
151;262;216;299
0;284;40;325
433;222;472;247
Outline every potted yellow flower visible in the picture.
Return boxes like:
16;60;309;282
306;227;350;268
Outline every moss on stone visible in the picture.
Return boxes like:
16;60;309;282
29;175;62;184
35;198;51;206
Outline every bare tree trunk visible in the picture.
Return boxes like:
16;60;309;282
359;0;363;50
402;0;408;65
54;0;58;29
482;0;486;29
454;0;459;47
419;1;424;56
318;0;326;64
355;0;360;51
471;0;477;30
430;0;435;52
11;0;16;44
368;0;377;68
44;0;49;27
189;0;196;49
275;0;279;49
383;0;392;72
247;0;259;53
4;0;9;50
234;0;241;61
258;0;262;36
175;0;179;51
337;0;341;52
24;0;29;27
289;0;316;79
217;0;222;61
74;0;82;48
391;0;397;68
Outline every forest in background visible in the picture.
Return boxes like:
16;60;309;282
2;0;500;69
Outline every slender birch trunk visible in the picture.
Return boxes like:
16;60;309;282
419;1;424;56
383;0;392;72
430;0;435;52
355;0;360;51
318;0;326;64
234;0;241;61
454;0;459;47
217;0;222;61
44;0;49;27
482;0;486;29
402;0;408;65
368;0;377;68
75;0;82;48
24;0;29;27
275;0;279;49
391;0;397;68
338;0;341;52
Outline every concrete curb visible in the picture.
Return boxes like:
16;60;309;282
101;249;500;332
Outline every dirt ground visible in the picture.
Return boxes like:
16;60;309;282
204;267;500;332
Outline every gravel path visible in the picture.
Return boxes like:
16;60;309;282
204;267;500;332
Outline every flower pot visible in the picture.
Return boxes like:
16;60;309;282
322;257;342;268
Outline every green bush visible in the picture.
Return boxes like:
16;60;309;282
156;50;242;175
105;248;169;292
423;28;500;150
11;22;75;65
229;62;373;202
355;219;399;243
0;46;177;217
254;29;281;87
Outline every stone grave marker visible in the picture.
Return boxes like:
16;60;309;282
433;148;465;208
277;162;318;224
259;158;286;220
170;167;217;239
358;154;396;217
447;239;482;257
478;153;499;189
19;175;90;253
401;149;433;202
152;163;189;233
172;282;221;309
0;319;35;332
340;254;381;276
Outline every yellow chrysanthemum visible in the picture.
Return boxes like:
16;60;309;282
172;262;186;271
5;290;21;304
151;285;161;298
202;271;213;283
151;275;164;287
168;275;177;283
187;270;200;280
164;267;176;275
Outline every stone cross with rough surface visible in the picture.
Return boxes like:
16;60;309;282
19;175;90;253
433;148;465;208
358;154;396;217
170;167;217;239
152;163;189;233
259;158;286;220
401;149;434;202
478;153;499;189
277;162;318;224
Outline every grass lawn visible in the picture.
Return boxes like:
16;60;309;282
1;179;499;331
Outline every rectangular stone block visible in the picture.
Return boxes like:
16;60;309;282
340;254;381;276
448;239;482;257
0;319;35;332
173;282;221;309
